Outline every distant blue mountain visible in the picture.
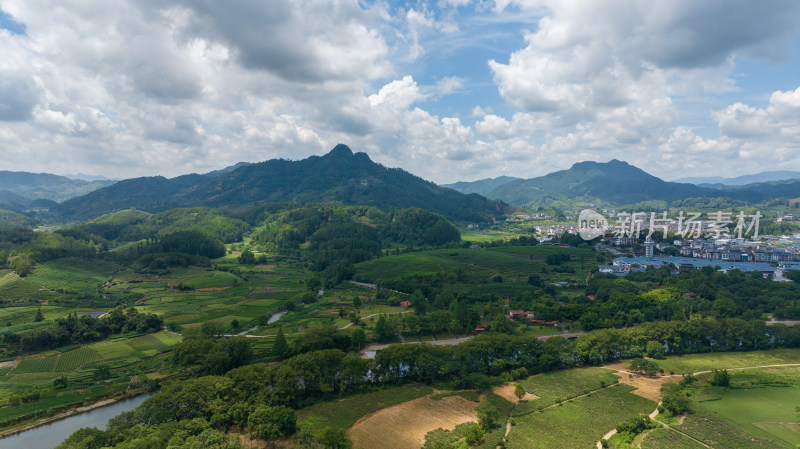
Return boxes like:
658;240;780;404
442;176;519;196
674;170;800;186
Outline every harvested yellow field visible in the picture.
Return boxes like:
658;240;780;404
349;395;479;449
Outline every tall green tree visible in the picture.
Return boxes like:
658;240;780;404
351;328;366;350
273;327;289;358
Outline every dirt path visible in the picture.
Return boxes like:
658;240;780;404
360;330;583;357
348;280;377;289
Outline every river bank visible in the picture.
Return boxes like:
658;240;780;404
0;392;155;448
0;390;152;441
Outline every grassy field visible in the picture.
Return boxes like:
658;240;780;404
674;410;781;449
505;384;655;449
655;348;800;374
356;246;601;296
640;428;706;449
698;385;800;447
460;231;518;243
672;366;800;448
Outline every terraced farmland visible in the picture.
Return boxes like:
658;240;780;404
13;357;58;374
53;347;102;372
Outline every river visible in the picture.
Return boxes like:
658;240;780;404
0;393;155;449
267;311;286;324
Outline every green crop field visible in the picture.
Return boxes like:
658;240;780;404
655;348;800;374
640;428;706;449
516;367;619;412
505;384;655;449
298;385;433;431
12;356;57;374
0;272;20;290
90;339;139;360
460;231;517;243
698;386;800;447
25;258;119;297
53;347;102;372
674;410;781;449
0;330;183;426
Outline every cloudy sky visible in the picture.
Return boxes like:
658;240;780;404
1;0;800;183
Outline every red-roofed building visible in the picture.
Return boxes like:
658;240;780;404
400;300;412;309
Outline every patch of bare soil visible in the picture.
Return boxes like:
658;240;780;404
254;264;276;269
196;286;233;292
349;395;479;449
492;384;539;403
0;360;18;369
613;372;679;402
228;432;292;448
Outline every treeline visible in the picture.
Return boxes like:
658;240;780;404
59;318;800;449
0;307;163;353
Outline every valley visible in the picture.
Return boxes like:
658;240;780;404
0;146;799;449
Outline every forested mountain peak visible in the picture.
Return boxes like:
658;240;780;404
54;145;505;222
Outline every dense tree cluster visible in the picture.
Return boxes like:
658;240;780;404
252;205;460;285
1;307;163;352
155;230;226;259
172;336;253;375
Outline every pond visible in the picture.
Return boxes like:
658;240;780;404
0;393;155;449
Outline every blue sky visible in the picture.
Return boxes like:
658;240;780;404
1;0;800;183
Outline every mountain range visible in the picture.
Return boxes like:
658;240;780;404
442;176;519;196
0;171;115;205
54;145;505;222
447;160;800;207
673;170;800;186
4;149;800;223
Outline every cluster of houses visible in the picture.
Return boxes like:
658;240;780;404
667;238;800;263
600;255;800;281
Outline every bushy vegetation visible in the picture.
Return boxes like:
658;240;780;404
252;205;460;285
1;306;163;353
67;207;250;244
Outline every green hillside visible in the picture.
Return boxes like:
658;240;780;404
55;145;506;223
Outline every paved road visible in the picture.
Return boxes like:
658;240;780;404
360;331;581;357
